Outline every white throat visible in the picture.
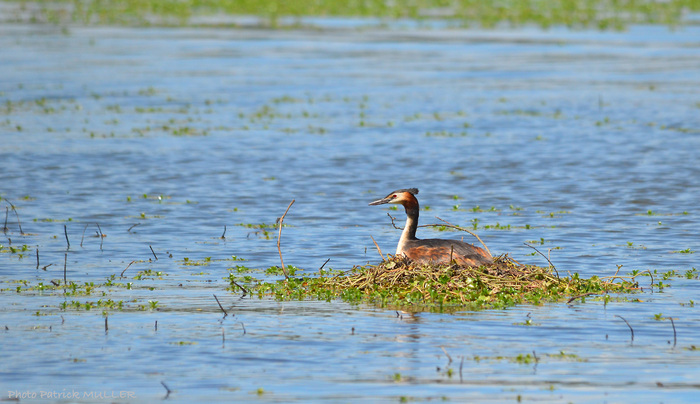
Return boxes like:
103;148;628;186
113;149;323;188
396;213;416;255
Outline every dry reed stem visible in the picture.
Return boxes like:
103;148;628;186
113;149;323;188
80;223;89;247
370;235;384;260
523;243;559;279
96;222;104;250
277;199;295;280
435;216;492;258
120;260;137;278
319;258;331;271
213;294;228;317
64;224;70;249
615;314;634;343
601;269;653;288
4;199;24;235
670;317;677;348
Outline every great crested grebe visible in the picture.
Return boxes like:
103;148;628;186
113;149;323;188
369;188;493;267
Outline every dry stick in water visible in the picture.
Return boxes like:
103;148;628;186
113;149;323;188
566;292;598;304
120;260;136;278
64;225;70;250
105;317;108;333
96;222;104;251
213;294;228;317
370;235;384;260
670;317;677;348
36;247;39;269
160;381;172;399
602;267;654;290
229;278;249;296
127;223;140;232
221;225;227;239
319;258;331;271
3;206;8;234
441;346;453;365
149;245;158;260
277;199;295;280
523;243;559;279
615;314;634;343
80;223;89;247
5;199;24;235
63;253;67;285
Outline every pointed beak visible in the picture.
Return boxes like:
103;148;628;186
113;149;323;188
369;196;391;206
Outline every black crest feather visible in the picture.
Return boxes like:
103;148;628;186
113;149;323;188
392;188;418;196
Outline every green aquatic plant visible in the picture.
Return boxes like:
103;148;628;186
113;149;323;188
483;222;511;230
672;248;695;254
182;257;212;266
133;269;166;279
60;299;124;311
236;221;290;239
424;130;468;137
473;350;584;365
9;0;700;29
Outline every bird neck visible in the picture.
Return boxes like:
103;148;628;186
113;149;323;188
397;197;419;254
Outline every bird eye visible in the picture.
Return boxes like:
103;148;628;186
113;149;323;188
391;195;397;198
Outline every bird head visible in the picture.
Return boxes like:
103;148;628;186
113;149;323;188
369;188;419;206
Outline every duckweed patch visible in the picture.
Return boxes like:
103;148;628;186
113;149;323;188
240;255;638;312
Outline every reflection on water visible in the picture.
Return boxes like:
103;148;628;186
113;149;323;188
1;22;699;402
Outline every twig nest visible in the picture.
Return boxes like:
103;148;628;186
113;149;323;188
245;255;639;312
315;255;637;311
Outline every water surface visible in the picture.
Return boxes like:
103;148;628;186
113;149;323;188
1;22;700;402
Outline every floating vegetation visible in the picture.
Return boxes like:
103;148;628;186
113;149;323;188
236;221;290;239
60;299;124;311
133;269;167;279
424;130;468;138
672;248;695;254
240;255;638;312
8;0;699;29
472;350;585;364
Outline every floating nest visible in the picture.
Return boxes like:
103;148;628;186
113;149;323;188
329;254;559;299
248;254;639;312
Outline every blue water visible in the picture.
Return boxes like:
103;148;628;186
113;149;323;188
1;22;700;402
